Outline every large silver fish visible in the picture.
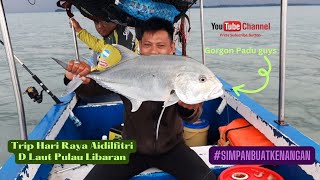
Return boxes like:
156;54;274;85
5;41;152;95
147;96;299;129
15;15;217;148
53;45;224;112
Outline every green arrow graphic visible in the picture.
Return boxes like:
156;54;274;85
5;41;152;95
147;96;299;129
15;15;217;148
232;56;272;97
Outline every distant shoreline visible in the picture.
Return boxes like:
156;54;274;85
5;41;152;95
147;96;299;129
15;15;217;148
55;9;65;12
55;8;78;12
191;4;320;8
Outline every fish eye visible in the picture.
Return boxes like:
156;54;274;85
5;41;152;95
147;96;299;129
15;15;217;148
199;75;207;83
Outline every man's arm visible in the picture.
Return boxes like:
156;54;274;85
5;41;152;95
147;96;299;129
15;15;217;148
77;29;106;52
70;18;105;52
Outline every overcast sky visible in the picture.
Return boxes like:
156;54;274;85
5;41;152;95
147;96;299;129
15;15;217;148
2;0;320;13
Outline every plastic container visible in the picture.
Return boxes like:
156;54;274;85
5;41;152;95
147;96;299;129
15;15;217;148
183;119;210;147
219;165;283;180
218;118;274;146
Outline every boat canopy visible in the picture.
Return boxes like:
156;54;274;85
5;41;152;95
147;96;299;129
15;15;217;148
57;0;197;26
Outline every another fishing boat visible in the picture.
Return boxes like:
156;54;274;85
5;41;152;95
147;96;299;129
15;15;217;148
0;0;319;180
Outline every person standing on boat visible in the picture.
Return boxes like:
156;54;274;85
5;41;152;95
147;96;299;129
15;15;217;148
64;18;216;180
69;18;138;72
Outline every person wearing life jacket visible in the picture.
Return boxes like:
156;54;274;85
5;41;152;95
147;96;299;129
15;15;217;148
69;18;138;72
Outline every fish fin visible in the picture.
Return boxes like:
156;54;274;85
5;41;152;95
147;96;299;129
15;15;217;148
65;76;83;95
51;57;68;70
156;106;166;140
155;92;179;140
127;97;143;112
163;91;179;108
113;44;137;61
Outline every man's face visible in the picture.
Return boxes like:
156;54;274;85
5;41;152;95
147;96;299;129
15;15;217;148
139;30;175;55
94;21;117;37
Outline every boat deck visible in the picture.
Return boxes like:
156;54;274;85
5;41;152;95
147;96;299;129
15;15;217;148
48;145;231;179
48;144;318;180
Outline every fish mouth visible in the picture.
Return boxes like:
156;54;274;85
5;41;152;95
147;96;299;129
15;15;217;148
208;83;224;99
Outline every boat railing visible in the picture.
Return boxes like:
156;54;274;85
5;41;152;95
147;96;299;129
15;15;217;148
278;0;288;125
199;0;206;65
0;0;28;140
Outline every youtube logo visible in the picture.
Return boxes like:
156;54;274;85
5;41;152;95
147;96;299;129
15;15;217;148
212;21;271;33
224;21;241;31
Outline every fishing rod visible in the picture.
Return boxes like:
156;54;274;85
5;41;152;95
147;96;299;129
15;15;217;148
58;1;81;63
70;18;80;62
0;39;62;104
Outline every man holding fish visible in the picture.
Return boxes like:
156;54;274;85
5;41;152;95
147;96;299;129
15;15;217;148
63;18;220;180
